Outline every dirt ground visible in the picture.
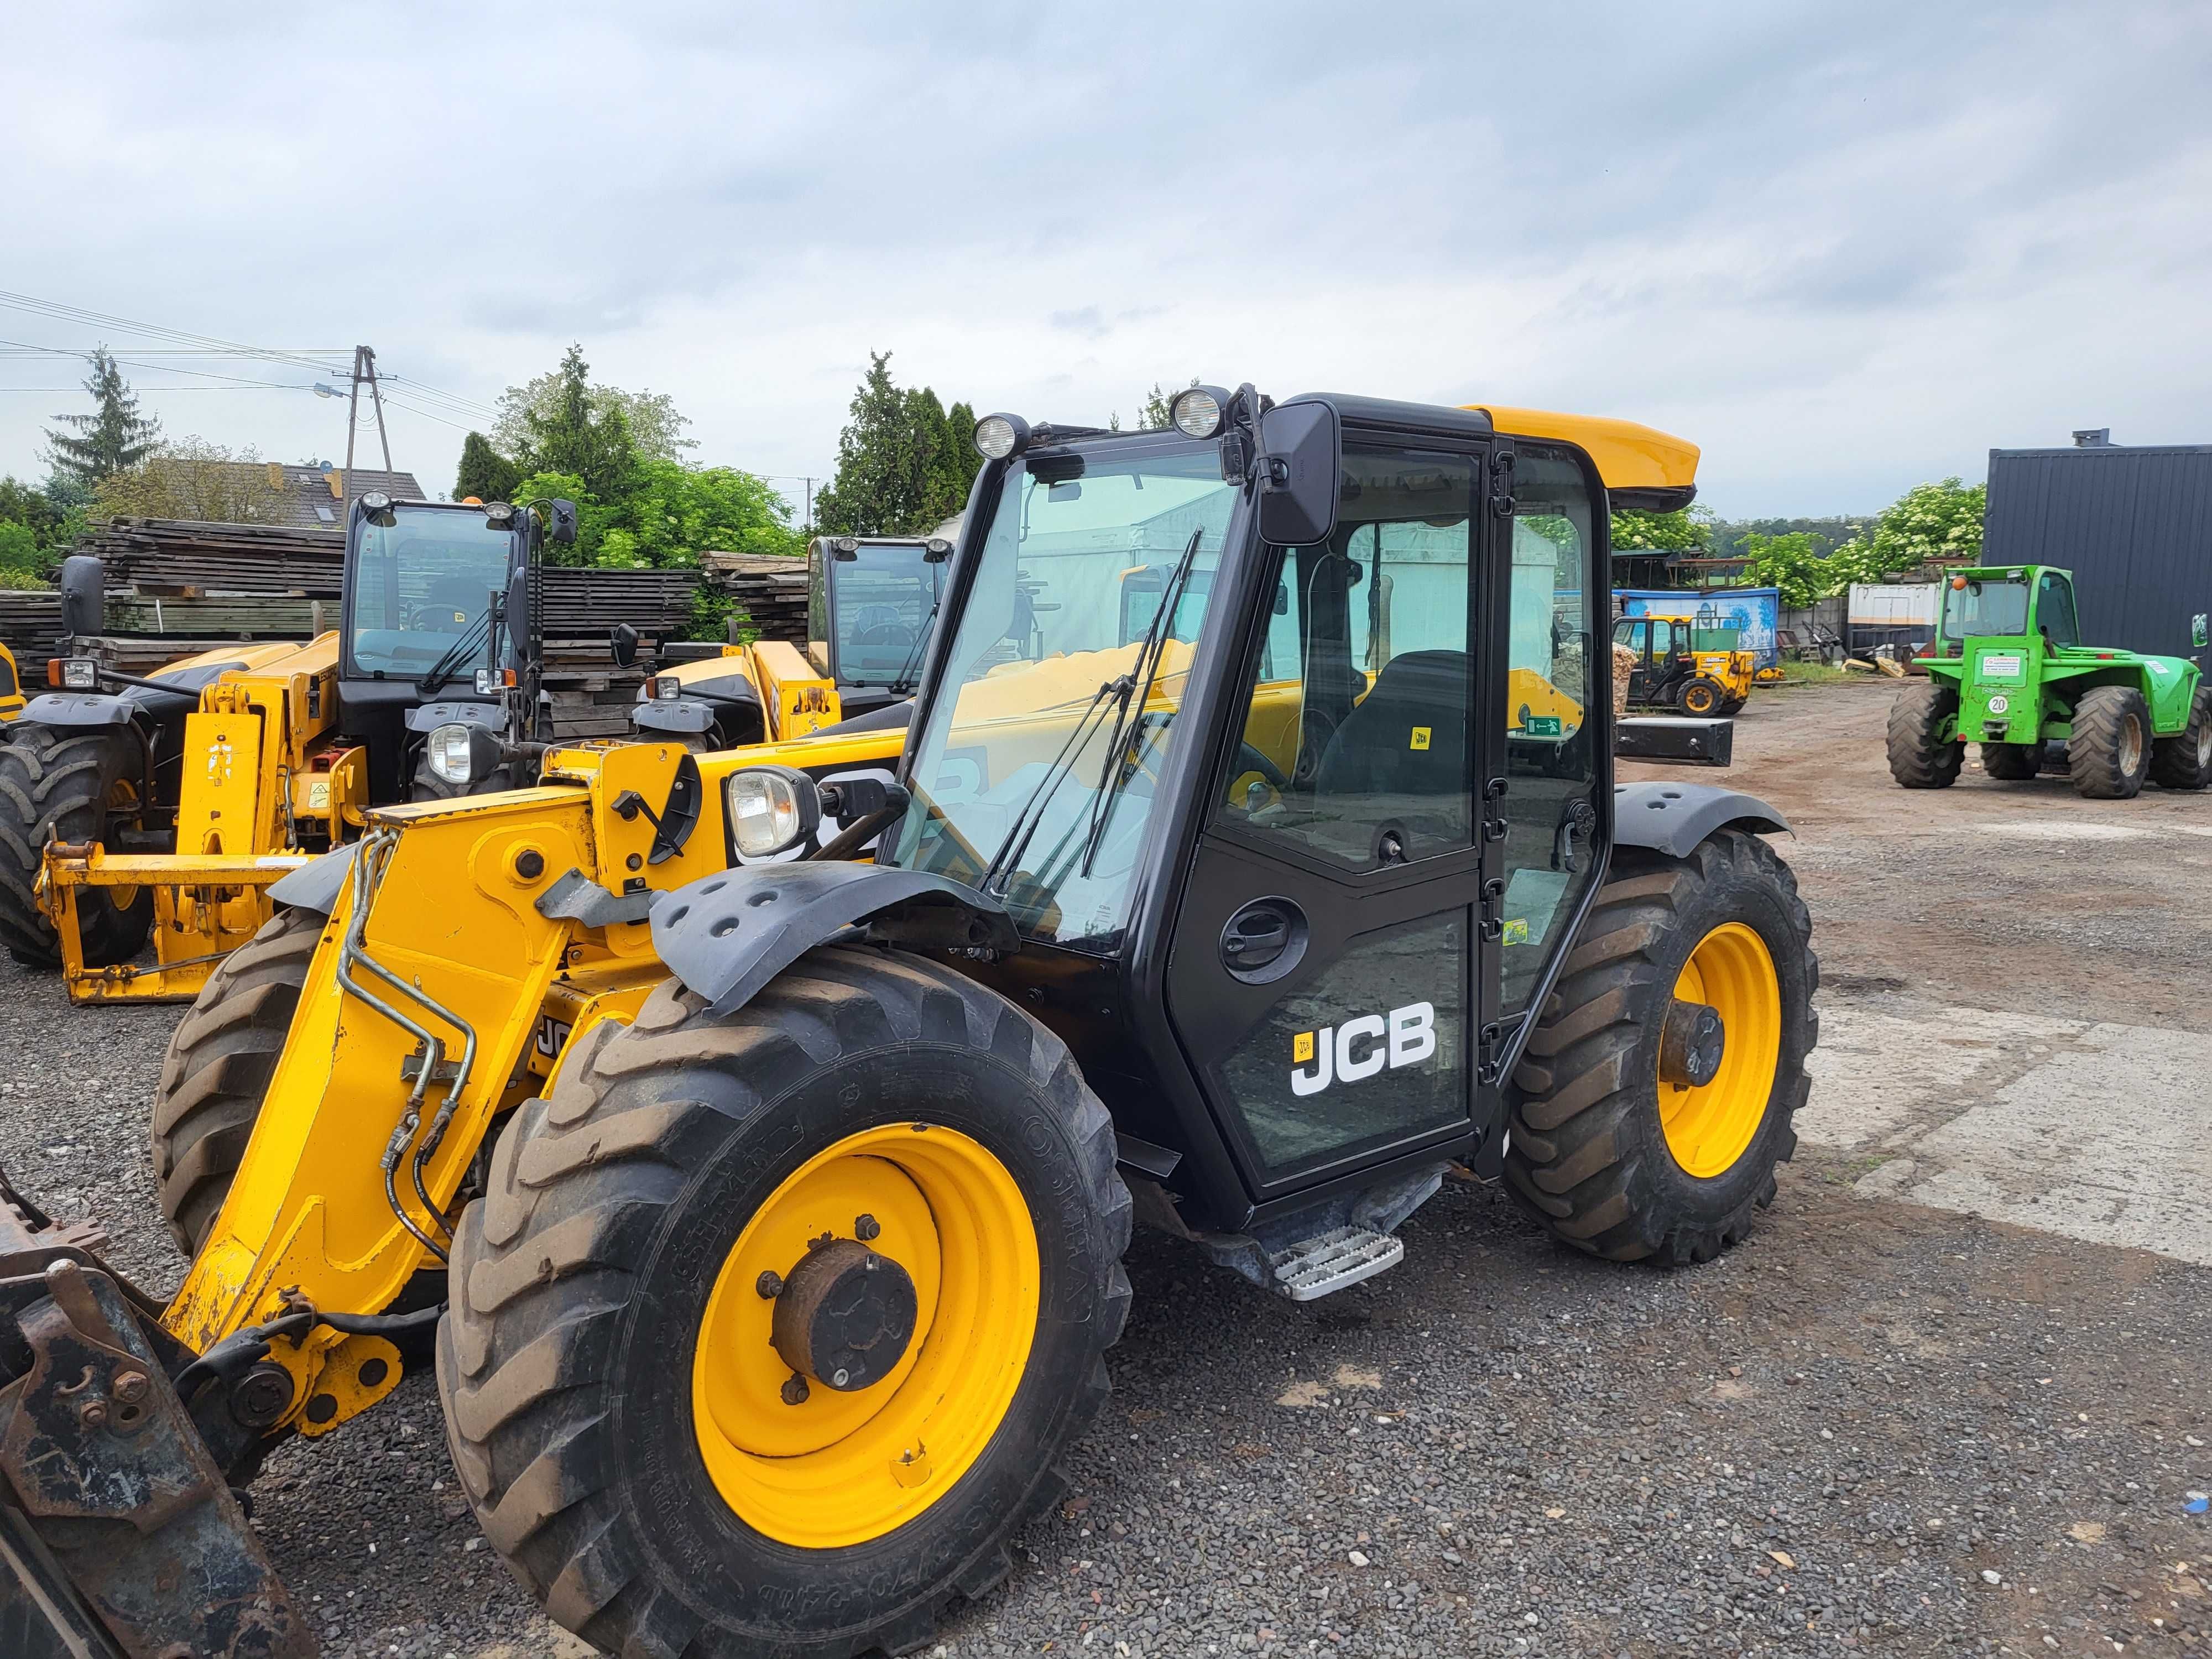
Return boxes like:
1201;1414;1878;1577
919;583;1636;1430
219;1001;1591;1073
0;675;2204;1658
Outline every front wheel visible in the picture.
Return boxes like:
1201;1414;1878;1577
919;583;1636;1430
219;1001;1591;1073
0;724;155;966
2149;686;2212;791
1677;676;1725;717
1505;829;1818;1264
440;949;1133;1658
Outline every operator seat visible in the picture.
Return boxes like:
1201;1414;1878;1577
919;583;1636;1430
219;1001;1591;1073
1312;649;1472;801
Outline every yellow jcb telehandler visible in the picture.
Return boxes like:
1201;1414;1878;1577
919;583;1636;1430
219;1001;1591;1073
0;386;1815;1658
0;495;580;1003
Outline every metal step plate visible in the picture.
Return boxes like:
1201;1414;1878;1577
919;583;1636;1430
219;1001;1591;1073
1265;1225;1405;1302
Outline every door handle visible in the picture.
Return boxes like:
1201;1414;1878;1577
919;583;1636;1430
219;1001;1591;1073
1221;897;1307;983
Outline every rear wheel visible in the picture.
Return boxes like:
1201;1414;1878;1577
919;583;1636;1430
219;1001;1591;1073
2149;686;2212;791
1505;829;1818;1264
440;948;1133;1658
1885;682;1961;789
0;724;154;967
150;905;324;1256
2069;685;2152;799
1980;741;2041;781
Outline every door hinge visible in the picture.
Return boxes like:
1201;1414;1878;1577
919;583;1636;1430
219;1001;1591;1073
1478;1015;1527;1086
1479;875;1506;941
1488;448;1516;518
1482;775;1509;843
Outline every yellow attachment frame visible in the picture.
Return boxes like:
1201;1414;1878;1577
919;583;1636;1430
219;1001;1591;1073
45;633;348;1005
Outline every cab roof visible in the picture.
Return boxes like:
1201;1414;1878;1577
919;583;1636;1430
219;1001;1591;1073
1465;405;1700;512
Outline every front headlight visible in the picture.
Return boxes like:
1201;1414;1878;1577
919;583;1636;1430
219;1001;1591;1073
61;657;99;691
726;765;821;858
427;723;479;786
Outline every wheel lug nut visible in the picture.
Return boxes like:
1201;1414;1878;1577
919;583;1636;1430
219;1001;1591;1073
854;1213;880;1241
780;1374;810;1406
755;1270;784;1300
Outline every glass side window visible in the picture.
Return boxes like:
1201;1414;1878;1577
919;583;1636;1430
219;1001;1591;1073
832;544;942;687
1498;443;1600;1016
1943;576;2028;639
1212;446;1474;870
2037;571;2080;648
889;436;1237;950
348;505;512;677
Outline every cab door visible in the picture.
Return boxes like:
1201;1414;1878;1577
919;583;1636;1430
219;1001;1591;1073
1162;436;1491;1197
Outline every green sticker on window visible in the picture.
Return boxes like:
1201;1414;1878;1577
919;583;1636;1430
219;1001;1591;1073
1501;918;1530;946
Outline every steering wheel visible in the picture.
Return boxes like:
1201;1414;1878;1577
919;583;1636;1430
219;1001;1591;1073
855;623;917;654
1234;743;1291;791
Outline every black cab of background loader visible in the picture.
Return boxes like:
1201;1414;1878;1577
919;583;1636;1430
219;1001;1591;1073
336;490;576;800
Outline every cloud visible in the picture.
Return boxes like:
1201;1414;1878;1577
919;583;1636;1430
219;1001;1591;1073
2;2;2208;515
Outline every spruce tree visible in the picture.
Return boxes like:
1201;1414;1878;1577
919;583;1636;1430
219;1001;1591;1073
813;353;915;536
44;348;160;487
519;345;635;504
453;432;522;503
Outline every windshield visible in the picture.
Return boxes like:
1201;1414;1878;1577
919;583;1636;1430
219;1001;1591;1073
1943;576;2028;640
834;544;942;687
888;436;1236;950
348;505;513;677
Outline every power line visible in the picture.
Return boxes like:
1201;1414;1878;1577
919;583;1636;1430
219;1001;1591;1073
0;338;323;394
0;291;342;377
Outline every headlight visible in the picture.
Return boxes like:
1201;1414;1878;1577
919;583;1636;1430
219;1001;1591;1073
1170;386;1223;439
360;491;391;511
1987;694;2010;715
726;765;821;858
652;675;682;701
61;657;99;691
427;723;480;786
973;413;1029;460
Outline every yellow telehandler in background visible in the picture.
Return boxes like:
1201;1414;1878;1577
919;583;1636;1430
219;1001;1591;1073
0;386;1815;1659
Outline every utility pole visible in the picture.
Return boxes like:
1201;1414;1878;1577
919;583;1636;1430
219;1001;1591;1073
341;345;393;477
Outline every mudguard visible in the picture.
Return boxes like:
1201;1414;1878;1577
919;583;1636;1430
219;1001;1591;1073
14;692;135;728
1613;781;1789;859
265;842;358;916
651;861;1018;1018
403;700;502;734
633;697;717;736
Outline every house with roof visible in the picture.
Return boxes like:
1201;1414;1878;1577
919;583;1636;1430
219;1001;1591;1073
248;463;427;528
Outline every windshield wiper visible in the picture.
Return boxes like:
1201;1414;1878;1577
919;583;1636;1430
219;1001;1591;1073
1074;528;1204;876
973;671;1133;899
885;599;938;695
416;607;493;696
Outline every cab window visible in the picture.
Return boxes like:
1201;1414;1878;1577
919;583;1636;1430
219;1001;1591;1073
2036;571;2080;648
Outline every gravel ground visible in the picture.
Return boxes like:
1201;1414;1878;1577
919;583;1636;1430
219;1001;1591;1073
0;680;2205;1658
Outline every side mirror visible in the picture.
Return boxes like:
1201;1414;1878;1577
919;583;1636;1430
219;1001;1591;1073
503;566;535;661
2195;614;2209;649
58;555;104;641
548;499;579;546
1255;400;1341;546
610;622;640;669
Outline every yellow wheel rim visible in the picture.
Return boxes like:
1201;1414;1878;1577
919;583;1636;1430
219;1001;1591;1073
691;1124;1040;1549
105;776;142;911
1660;922;1782;1178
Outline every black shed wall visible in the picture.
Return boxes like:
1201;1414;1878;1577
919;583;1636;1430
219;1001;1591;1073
1984;445;2212;666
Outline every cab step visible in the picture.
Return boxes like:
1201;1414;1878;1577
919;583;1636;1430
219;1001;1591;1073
1266;1225;1404;1301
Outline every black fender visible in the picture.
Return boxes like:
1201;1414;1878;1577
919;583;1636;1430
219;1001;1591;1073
650;862;1018;1019
1613;781;1790;860
265;843;358;917
632;697;717;736
15;692;137;728
403;700;502;735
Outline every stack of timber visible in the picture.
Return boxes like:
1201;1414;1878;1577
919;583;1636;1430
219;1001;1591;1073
82;518;347;596
697;551;808;644
0;591;66;669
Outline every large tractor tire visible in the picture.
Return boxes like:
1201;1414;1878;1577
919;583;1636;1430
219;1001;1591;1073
1980;740;2041;781
2148;685;2212;791
0;724;155;967
1885;682;1961;789
2068;685;2152;799
150;906;324;1256
1504;828;1818;1265
1677;676;1726;717
440;948;1133;1658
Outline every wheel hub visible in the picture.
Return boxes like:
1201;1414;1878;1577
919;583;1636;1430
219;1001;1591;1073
771;1238;917;1392
1658;998;1726;1087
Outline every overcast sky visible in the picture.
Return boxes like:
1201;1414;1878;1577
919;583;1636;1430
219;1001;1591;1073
5;2;2208;519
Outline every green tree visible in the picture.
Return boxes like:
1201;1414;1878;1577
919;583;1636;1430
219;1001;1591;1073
513;345;638;504
92;437;286;524
1828;478;1986;586
43;348;160;488
492;366;693;463
0;520;39;577
1610;504;1712;554
813;353;975;536
1732;530;1834;608
453;431;523;503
